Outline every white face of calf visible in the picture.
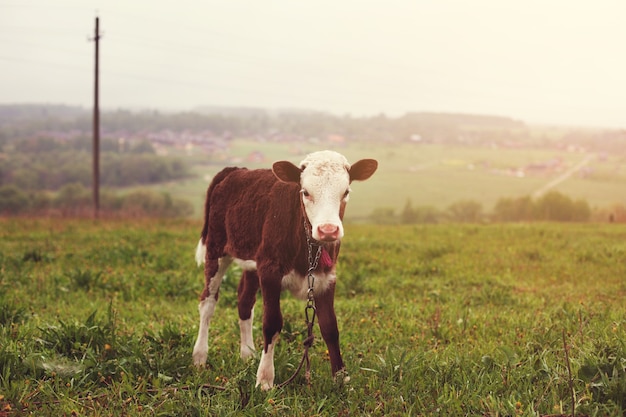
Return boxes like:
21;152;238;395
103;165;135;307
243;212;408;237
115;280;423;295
273;150;378;242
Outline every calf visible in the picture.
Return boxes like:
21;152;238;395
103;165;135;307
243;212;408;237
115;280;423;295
192;150;377;389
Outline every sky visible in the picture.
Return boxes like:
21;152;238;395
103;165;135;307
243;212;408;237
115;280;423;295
1;1;625;128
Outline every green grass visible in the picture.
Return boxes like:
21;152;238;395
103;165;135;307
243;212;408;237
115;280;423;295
138;140;626;219
1;219;626;416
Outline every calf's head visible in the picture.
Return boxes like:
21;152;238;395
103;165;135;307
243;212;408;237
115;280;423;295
273;150;378;242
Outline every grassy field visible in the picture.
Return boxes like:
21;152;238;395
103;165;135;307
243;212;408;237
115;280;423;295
145;140;626;219
1;219;626;416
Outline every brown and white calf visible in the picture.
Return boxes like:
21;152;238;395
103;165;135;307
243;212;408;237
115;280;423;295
192;150;377;389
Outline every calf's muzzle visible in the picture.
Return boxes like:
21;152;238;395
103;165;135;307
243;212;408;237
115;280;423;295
317;223;340;242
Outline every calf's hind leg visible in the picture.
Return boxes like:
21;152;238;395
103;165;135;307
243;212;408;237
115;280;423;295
192;255;232;366
256;273;283;390
238;270;260;359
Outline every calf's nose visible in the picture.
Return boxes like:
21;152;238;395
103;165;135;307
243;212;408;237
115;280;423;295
317;224;340;242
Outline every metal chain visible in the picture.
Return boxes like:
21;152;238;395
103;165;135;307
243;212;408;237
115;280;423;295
304;218;322;271
303;217;321;340
276;219;322;389
304;218;322;314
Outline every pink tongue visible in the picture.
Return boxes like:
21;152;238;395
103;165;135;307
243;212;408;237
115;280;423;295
320;248;333;269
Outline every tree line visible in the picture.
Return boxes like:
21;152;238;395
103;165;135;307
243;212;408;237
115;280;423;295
370;191;614;224
2;104;625;151
0;183;193;218
2;182;621;223
0;137;190;191
0;104;539;147
0;105;626;152
0;133;193;217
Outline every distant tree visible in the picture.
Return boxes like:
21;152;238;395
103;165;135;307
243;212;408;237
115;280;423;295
493;192;591;222
571;199;591;221
533;191;590;222
99;155;190;187
401;200;440;224
369;207;397;224
0;185;29;214
0;130;7;149
447;200;483;223
120;190;193;217
30;192;52;213
413;206;440;224
54;183;91;216
14;137;60;153
12;168;40;190
401;199;418;224
535;191;569;221
130;140;155;154
493;196;534;221
535;191;577;221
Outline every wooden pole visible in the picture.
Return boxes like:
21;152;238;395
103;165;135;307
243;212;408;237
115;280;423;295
93;16;101;218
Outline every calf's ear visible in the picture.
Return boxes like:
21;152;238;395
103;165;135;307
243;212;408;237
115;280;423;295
272;161;302;183
349;159;378;182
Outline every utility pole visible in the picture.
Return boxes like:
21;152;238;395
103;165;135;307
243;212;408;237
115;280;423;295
92;16;101;218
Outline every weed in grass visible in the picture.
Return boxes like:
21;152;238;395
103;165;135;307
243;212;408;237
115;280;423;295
68;268;103;292
22;249;47;263
38;308;116;361
0;297;28;326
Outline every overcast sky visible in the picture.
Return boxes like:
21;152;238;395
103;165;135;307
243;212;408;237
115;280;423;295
1;1;624;127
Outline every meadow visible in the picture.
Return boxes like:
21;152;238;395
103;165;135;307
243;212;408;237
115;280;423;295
1;219;626;416
144;140;626;219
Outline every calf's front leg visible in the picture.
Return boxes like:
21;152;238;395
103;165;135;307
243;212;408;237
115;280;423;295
315;283;345;376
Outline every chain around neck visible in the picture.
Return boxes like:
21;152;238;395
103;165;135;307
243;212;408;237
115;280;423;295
303;218;322;307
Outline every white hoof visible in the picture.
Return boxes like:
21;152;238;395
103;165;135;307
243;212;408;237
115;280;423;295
192;348;207;367
240;345;256;360
256;377;274;391
255;362;274;390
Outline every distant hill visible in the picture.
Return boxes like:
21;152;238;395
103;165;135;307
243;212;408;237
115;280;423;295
0;104;87;122
401;112;526;129
2;103;624;152
193;105;324;117
193;105;268;117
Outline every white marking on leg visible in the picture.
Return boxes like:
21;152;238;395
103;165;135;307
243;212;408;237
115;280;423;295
234;258;257;270
192;296;215;366
192;256;232;367
256;334;279;390
195;239;206;266
239;307;255;360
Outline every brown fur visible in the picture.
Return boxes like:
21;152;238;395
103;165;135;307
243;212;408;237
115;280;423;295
198;167;343;373
196;155;377;383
